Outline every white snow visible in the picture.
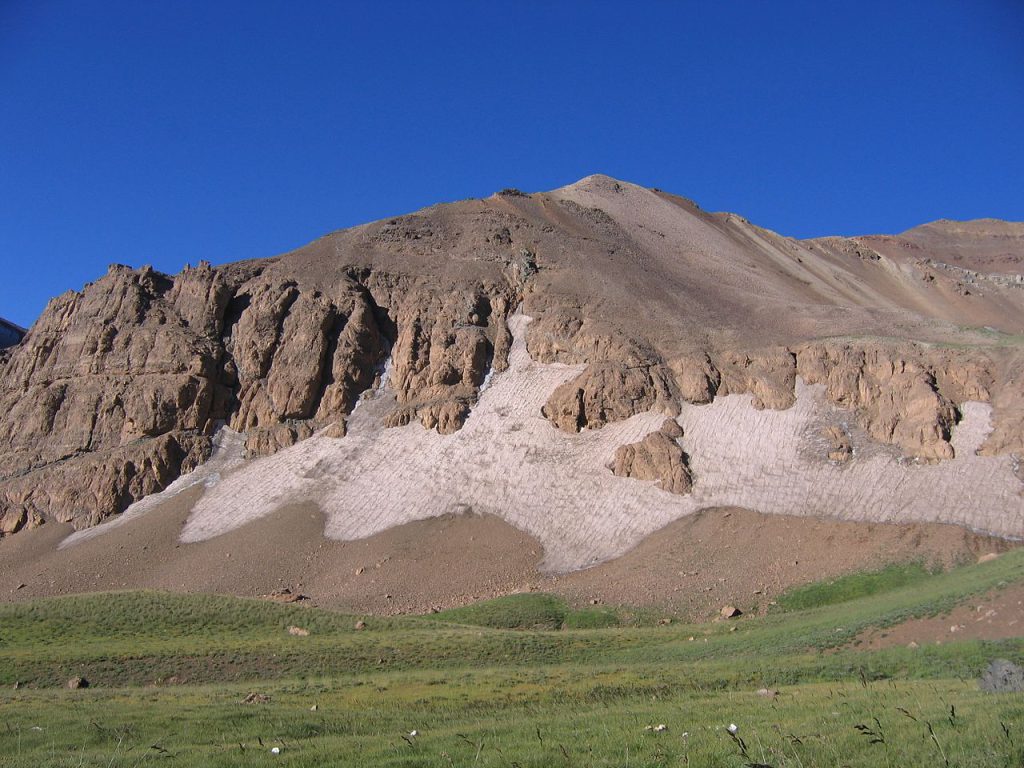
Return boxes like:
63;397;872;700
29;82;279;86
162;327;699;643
170;309;1022;571
59;426;246;549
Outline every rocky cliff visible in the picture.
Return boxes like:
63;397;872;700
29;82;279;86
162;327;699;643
1;175;1021;536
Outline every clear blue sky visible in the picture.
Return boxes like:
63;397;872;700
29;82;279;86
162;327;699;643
2;1;1022;328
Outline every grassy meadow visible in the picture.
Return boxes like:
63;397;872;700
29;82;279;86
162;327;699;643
0;548;1022;766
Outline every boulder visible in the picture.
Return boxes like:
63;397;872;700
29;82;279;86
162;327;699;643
979;659;1024;693
612;420;693;494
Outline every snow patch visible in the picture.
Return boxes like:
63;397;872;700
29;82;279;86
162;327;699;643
59;427;246;549
177;310;1022;571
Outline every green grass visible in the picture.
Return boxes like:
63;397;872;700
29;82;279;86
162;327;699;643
0;548;1022;766
773;561;938;612
435;593;621;630
3;677;1022;767
435;593;570;629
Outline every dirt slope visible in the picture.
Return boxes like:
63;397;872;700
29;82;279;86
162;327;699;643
0;488;1006;620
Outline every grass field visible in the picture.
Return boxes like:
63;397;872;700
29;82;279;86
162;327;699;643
1;548;1022;766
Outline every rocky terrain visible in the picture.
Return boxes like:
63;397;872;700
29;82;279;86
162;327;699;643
0;176;1021;597
0;318;25;350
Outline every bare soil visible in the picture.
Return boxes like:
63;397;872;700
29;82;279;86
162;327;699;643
0;489;1011;621
851;577;1024;650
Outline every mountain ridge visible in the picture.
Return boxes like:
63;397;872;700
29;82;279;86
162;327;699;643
0;175;1021;546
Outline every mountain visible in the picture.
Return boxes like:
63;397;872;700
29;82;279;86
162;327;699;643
0;318;25;350
0;176;1020;608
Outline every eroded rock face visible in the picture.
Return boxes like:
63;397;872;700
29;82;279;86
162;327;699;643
0;264;235;533
551;336;1002;463
0;432;210;534
612;419;693;494
796;343;983;461
568;327;1022;465
0;257;521;532
376;285;509;434
0;318;25;350
542;361;678;432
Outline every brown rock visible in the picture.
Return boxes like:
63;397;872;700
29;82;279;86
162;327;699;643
612;420;693;495
263;588;307;603
823;425;853;462
244;422;315;458
667;353;720;404
0;257;520;531
796;342;967;459
543;362;677;432
659;419;684;439
713;349;797;410
67;676;88;689
321;421;347;439
720;605;742;619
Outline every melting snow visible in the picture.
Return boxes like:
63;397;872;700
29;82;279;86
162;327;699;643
172;310;1022;571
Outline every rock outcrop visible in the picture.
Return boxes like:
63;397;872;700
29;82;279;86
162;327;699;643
0;318;24;350
542;361;678;432
0;256;520;532
677;340;1017;463
822;425;853;462
611;419;693;494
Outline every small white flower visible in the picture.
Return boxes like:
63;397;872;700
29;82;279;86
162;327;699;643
727;723;739;735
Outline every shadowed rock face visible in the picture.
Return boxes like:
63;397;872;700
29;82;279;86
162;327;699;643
1;175;1022;535
0;318;25;350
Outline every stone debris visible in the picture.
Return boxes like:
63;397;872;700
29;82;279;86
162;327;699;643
263;588;307;603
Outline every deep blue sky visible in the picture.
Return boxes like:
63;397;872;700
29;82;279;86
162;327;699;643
2;1;1022;328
